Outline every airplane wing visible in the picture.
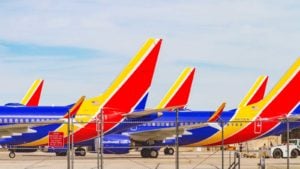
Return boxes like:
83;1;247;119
125;122;216;142
0;96;85;138
0;120;65;138
124;105;184;118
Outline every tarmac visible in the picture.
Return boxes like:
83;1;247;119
0;150;300;169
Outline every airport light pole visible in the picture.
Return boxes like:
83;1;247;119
175;108;179;169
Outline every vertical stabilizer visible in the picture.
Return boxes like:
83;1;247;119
238;76;268;107
21;79;44;106
156;67;195;109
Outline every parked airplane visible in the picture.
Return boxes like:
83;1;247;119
0;38;170;158
44;67;196;156
120;58;299;158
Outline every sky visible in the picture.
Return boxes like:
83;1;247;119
0;0;299;109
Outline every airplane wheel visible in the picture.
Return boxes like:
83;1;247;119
75;148;86;156
141;148;150;158
168;148;174;155
291;149;298;158
273;148;282;158
149;149;158;158
9;151;16;159
164;147;174;155
164;148;169;155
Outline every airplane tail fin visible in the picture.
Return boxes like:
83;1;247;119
238;76;268;107
21;79;44;106
259;57;300;117
156;67;195;109
98;38;162;115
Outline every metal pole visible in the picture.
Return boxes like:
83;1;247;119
67;110;71;169
100;109;104;169
71;116;74;169
287;119;290;169
229;151;231;167
221;120;224;169
97;115;100;169
175;108;179;169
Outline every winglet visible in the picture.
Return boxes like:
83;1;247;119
238;76;268;107
21;79;44;106
156;67;195;109
208;102;226;122
64;96;86;118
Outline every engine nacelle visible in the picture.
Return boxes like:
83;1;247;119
94;134;131;154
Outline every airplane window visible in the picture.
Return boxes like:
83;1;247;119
4;119;7;123
15;119;19;123
157;122;160;126
152;122;155;126
166;122;169;126
25;119;29;123
20;119;23;123
9;119;13;123
31;118;35;122
0;119;2;123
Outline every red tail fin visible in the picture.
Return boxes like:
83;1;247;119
21;79;44;106
157;67;195;109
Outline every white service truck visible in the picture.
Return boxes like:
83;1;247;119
271;139;300;158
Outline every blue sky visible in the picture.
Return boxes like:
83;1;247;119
0;0;299;109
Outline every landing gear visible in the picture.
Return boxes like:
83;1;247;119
141;148;158;158
75;147;86;156
9;151;16;159
164;147;174;155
